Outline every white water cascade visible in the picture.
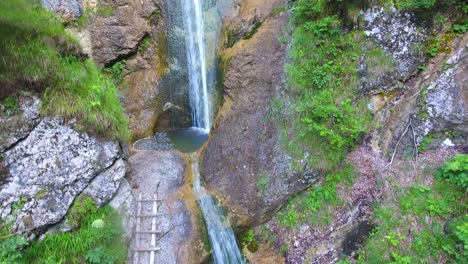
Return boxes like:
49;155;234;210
182;0;211;131
191;158;245;264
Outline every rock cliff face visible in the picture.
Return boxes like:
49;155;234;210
202;0;318;228
44;0;192;139
0;96;125;236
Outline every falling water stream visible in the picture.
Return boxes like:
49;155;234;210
182;0;244;263
183;0;211;131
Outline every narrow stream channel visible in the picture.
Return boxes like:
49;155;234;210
191;155;245;264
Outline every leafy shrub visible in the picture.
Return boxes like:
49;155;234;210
0;236;28;263
436;154;468;189
23;200;126;263
286;15;370;167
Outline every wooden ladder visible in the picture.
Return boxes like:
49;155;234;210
133;193;163;264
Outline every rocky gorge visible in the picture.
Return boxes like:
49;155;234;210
1;0;467;263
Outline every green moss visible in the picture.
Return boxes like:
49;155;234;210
256;174;270;196
96;5;117;17
138;35;153;53
243;21;262;40
0;0;128;141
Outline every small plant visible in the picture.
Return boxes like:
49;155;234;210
256;174;270;196
418;65;426;71
453;22;468;33
91;219;105;229
278;206;298;228
272;6;286;14
3;96;18;110
437;15;448;24
96;5;116;17
280;243;288;254
11;196;27;215
0;235;28;263
435;154;468;189
138;36;153;53
418;134;433;152
104;60;126;86
243;21;262;40
85;247;117;264
241;229;255;245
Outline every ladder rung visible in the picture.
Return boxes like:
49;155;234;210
133;247;161;252
137;213;163;217
137;199;162;202
136;230;162;234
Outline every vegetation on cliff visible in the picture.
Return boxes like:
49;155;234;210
1;197;126;263
0;0;128;140
265;0;468;262
358;154;467;263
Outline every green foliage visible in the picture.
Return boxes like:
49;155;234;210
278;205;298;229
3;96;18;110
23;200;126;263
453;19;468;33
104;60;126;86
394;0;437;10
359;163;467;263
272;6;287;14
291;0;327;24
138;36;153;53
96;5;117;17
256;174;270;196
286;12;370;168
0;0;128;141
418;134;433;152
241;229;256;245
436;154;468;189
11;197;27;216
85;247;118;264
65;197;98;229
0;236;28;263
243;21;262;40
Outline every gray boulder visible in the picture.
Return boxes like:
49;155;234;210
0;106;124;234
41;0;83;23
0;96;41;152
361;4;428;91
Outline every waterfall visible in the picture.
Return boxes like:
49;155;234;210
191;158;245;264
182;0;211;131
182;1;243;262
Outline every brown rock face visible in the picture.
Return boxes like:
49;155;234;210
202;0;318;228
88;0;158;66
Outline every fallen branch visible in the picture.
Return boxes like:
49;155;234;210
386;116;416;168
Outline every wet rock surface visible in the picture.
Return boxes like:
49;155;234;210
114;150;205;264
203;0;318;228
0;97;125;235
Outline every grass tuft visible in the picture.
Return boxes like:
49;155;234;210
0;0;128;141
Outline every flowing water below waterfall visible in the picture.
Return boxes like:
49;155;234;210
190;155;245;264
